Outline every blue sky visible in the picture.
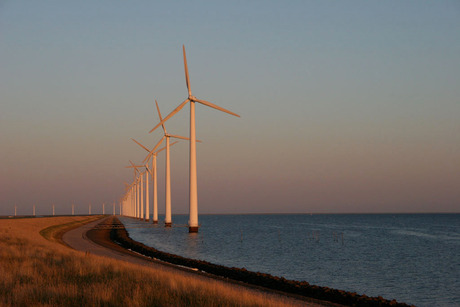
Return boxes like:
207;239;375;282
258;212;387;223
1;1;459;215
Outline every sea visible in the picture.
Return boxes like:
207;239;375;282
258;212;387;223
119;214;460;307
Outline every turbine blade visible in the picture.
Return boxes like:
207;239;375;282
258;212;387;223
169;141;179;148
149;99;189;133
143;154;153;164
154;144;167;154
131;138;150;153
183;45;192;96
129;160;141;173
143;136;165;163
155;99;167;134
167;134;202;143
194;98;240;117
151;135;166;154
168;134;190;141
155;140;179;154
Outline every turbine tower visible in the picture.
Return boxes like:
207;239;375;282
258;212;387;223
149;45;239;232
127;161;142;219
155;99;195;227
132;138;177;224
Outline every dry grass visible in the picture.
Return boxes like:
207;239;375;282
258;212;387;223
0;217;309;307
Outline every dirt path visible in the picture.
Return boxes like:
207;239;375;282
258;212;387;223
62;217;337;307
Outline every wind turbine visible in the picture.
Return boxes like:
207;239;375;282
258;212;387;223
127;161;143;220
149;45;240;232
133;138;178;224
123;182;132;217
123;182;133;217
155;99;199;227
131;163;151;221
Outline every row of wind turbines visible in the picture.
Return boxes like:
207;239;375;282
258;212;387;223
10;202;119;217
120;46;239;233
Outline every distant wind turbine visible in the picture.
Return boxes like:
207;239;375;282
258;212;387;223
154;99;198;227
123;182;132;217
131;163;152;221
149;45;240;232
134;139;179;224
127;161;143;220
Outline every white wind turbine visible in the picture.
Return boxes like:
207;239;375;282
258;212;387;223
149;45;240;232
132;138;178;224
127;161;143;220
154;99;199;227
128;162;151;221
123;182;133;217
125;164;138;218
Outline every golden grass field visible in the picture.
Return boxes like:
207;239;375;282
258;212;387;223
0;216;310;306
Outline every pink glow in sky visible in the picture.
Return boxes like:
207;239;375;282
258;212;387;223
1;1;459;215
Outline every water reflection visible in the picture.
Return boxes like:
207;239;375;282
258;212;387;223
185;232;201;259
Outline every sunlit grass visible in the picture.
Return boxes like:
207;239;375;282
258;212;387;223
0;217;306;306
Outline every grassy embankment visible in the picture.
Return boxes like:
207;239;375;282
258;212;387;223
0;216;306;306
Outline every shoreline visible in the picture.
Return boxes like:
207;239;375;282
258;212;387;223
2;216;315;306
87;219;339;306
62;216;326;306
82;216;413;307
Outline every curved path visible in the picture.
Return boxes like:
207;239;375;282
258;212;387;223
62;217;338;307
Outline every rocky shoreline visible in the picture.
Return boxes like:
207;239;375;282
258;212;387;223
110;217;413;307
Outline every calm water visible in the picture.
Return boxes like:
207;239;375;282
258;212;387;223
120;214;460;306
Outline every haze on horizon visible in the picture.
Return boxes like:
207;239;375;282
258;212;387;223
1;1;459;216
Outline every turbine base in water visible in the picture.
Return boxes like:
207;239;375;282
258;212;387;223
189;226;199;233
165;222;172;227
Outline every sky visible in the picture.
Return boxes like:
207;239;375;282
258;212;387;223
1;1;459;216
